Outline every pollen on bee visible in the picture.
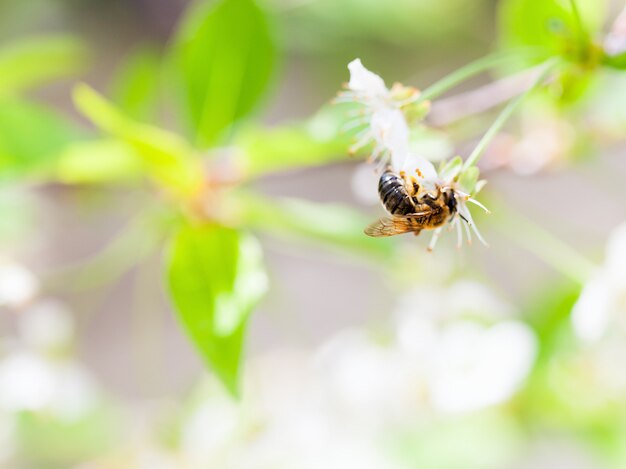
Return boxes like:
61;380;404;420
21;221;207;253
399;170;406;177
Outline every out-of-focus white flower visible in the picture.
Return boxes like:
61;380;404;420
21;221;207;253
0;351;97;421
396;281;514;324
428;321;536;412
572;221;626;343
317;330;424;428
395;282;536;413
179;351;410;469
0;262;38;309
18;300;74;351
174;281;529;469
180;395;240;466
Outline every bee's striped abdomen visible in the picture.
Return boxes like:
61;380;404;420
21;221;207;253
378;170;416;216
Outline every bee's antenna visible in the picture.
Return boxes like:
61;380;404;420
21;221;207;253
459;213;469;224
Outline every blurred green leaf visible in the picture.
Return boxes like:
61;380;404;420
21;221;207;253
173;0;275;147
602;49;626;70
458;166;479;194
73;84;203;199
498;0;606;62
56;139;143;184
238;193;395;260
523;281;581;363
439;155;463;181
167;223;267;396
109;46;161;122
235;126;349;177
395;411;523;469
0;35;87;96
15;406;120;468
0;100;82;179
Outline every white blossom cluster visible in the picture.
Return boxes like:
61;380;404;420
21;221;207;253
338;59;489;248
0;262;99;465
163;281;537;469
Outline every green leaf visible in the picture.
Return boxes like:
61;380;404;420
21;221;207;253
167;223;268;396
0;35;88;96
235;124;349;177
0;100;83;179
73;84;203;199
237;193;395;260
602;50;626;70
15;405;120;468
439;156;463;182
109;45;162;122
233;103;361;177
173;0;276;147
458;166;479;194
56;139;143;184
498;0;606;62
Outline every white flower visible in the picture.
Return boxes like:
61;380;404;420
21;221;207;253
337;59;489;251
394;282;537;413
0;262;38;309
427;321;536;412
180;396;240;466
572;221;626;343
316;330;425;429
401;154;490;250
0;351;98;421
180;352;408;469
337;59;428;174
346;58;388;105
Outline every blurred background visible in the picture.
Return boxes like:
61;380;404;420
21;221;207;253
2;0;626;467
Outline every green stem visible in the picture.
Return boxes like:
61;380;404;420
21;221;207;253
568;0;588;49
462;59;559;171
418;48;544;103
491;199;596;284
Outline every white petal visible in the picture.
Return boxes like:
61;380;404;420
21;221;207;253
571;274;612;343
429;321;536;413
347;59;388;96
370;109;410;166
0;263;38;308
401;153;439;182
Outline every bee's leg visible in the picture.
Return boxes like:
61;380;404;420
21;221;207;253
399;171;420;197
399;171;419;208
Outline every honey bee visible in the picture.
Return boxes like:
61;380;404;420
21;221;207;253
364;167;462;238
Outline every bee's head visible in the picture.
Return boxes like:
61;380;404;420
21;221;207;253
441;186;458;214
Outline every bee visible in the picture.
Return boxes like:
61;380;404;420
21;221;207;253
365;167;462;238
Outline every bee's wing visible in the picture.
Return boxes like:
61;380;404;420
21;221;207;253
364;216;421;237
